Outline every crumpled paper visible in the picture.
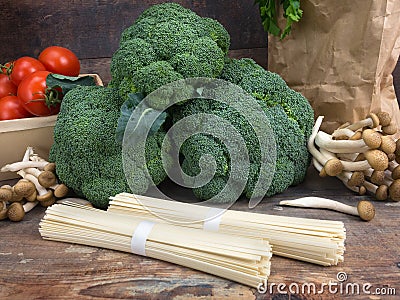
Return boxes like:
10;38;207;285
268;0;400;133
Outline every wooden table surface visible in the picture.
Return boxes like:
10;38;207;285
0;168;399;300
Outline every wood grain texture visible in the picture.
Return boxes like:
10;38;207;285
1;168;399;299
0;0;267;62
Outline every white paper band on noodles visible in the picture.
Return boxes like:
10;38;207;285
203;207;225;232
131;220;155;256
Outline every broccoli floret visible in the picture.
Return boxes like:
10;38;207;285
50;86;170;208
111;2;229;106
170;59;314;202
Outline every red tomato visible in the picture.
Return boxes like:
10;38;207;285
17;71;61;116
0;95;32;120
38;46;80;76
0;74;17;98
10;57;46;86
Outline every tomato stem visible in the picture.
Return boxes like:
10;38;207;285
30;88;62;108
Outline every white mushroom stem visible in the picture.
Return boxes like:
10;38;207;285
22;147;34;162
1;161;49;172
332;128;356;139
337;153;359;161
308;116;343;176
315;131;369;153
279;197;375;221
345;113;380;131
29;154;46;162
23;201;38;213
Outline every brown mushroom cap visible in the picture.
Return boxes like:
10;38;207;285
25;190;37;202
376;112;391;127
37;190;54;202
347;171;365;186
7;202;25;222
364;150;389;171
324;158;344;176
370;170;385;185
38;171;57;188
382;123;397;135
354;153;365;162
358;186;367;196
357;200;375;221
0;205;8;220
0;188;13;202
362;129;381;149
389;179;400;201
375;185;388;201
379;136;396;154
319;167;328;177
13;179;36;198
368;113;380;128
395;139;400;156
43;163;56;172
387;153;396;162
53;184;69;198
40;197;56;207
392;165;400;180
10;188;23;203
349;131;362;140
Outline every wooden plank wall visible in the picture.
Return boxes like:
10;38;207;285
0;0;399;98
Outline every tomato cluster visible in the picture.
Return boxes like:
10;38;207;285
0;46;80;120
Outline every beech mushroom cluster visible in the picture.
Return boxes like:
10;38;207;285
0;147;69;222
310;113;400;201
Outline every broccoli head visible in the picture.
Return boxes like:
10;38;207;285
170;58;314;202
110;2;230;108
50;86;170;208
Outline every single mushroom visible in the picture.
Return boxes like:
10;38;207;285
376;112;391;127
379;136;396;154
364;169;386;185
50;183;69;198
24;167;57;188
388;179;400;201
382;123;397;135
17;171;54;203
346;113;380;131
363;180;388;200
279;197;375;221
13;179;36;198
25;190;38;202
361;129;382;149
308;116;343;176
7;202;25;222
40;197;56;207
391;165;400;180
387;153;396;162
0;201;8;220
0;187;12;202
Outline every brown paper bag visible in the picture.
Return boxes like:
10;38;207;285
268;0;400;133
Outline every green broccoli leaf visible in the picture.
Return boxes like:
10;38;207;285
115;92;167;144
46;74;97;96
